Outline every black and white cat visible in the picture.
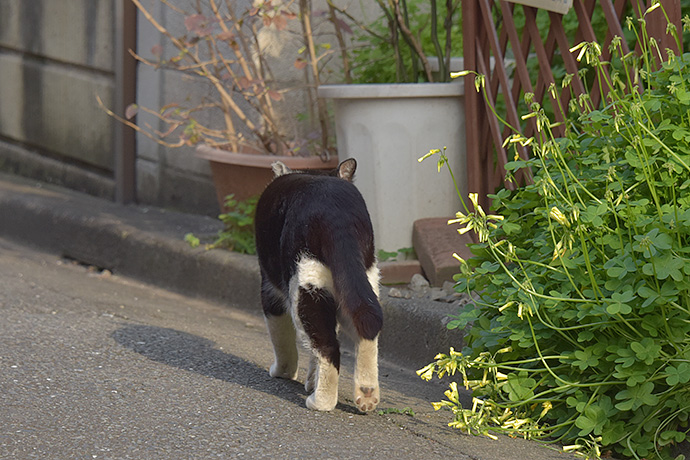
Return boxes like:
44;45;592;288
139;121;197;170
254;158;382;412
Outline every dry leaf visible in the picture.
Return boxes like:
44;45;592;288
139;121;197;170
273;14;287;31
125;104;138;119
294;58;307;70
150;44;163;57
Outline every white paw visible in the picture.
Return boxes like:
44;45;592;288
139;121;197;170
269;362;298;380
355;386;379;412
306;392;337;411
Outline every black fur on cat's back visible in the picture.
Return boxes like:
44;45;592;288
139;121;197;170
254;165;382;340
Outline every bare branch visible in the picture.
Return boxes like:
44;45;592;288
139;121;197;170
392;0;434;81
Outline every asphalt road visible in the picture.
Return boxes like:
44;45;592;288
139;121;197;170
0;238;573;460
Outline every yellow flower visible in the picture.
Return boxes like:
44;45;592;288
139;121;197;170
450;70;472;79
416;363;435;381
549;206;570;227
540;401;553;418
552;239;566;261
418;148;441;163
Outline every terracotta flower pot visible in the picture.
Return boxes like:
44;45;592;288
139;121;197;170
195;144;339;209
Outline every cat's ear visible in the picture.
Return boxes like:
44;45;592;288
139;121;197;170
272;161;292;177
337;158;357;182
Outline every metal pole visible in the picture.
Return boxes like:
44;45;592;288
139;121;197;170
113;0;137;204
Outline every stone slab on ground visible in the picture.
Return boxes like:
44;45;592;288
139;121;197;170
413;217;474;286
378;260;424;285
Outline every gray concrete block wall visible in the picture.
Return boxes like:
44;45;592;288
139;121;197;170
134;0;222;214
0;0;114;70
0;53;114;169
0;0;116;198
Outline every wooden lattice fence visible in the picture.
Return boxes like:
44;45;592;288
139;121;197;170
462;0;682;210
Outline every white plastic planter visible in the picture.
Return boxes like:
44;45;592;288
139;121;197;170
318;82;467;252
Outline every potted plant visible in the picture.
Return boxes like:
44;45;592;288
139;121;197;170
102;0;340;209
318;0;467;254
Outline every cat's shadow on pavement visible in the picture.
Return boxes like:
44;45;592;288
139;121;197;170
112;324;313;408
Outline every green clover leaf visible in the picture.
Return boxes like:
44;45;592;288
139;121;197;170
615;382;659;411
630;338;661;365
575;404;607;436
665;362;690;386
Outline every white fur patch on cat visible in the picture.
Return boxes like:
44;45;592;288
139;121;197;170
295;257;334;291
366;265;381;297
287;257;334;350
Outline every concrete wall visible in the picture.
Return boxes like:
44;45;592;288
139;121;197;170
134;0;218;215
0;0;116;198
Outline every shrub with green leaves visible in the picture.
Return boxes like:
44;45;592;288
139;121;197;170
214;194;257;254
418;13;690;460
185;194;257;254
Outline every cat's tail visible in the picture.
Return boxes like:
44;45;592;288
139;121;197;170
329;252;383;341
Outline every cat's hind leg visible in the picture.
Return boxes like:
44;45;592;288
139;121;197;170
294;286;340;411
261;278;298;380
354;336;380;412
353;264;381;412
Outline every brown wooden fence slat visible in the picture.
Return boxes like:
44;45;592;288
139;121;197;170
601;0;632;55
488;3;513;100
647;0;682;58
549;11;586;95
479;0;524;138
462;0;483;207
525;8;565;135
573;0;609;109
476;44;515;190
500;1;537;140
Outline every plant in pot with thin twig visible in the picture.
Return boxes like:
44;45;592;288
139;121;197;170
100;0;341;208
100;0;358;254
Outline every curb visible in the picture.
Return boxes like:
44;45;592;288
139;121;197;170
0;174;464;370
